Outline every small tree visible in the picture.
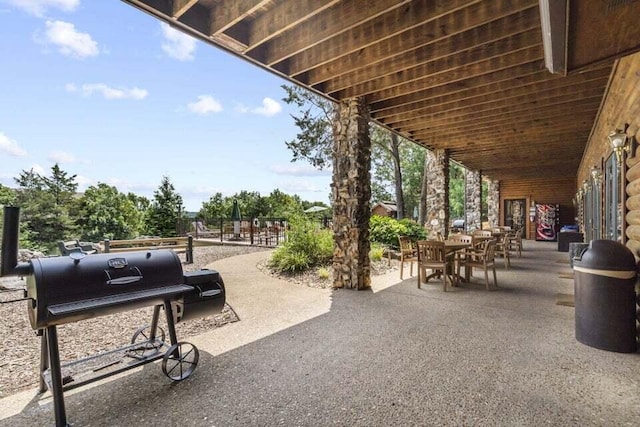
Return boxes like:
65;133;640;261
78;183;143;241
145;176;183;237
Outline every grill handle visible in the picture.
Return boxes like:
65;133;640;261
0;288;34;304
105;267;143;285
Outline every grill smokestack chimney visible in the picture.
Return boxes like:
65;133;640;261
1;206;31;277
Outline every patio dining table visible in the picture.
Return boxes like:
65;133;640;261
421;240;471;286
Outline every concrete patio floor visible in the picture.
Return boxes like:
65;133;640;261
1;241;638;426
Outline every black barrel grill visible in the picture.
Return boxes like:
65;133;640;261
1;207;226;427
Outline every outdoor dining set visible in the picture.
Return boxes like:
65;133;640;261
397;227;523;291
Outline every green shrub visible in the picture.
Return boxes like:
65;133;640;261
269;214;334;273
369;242;385;261
269;250;310;272
369;215;426;249
317;267;330;280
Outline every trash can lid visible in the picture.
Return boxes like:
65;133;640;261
573;240;637;272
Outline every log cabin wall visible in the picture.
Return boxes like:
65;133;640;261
577;52;640;257
500;178;576;240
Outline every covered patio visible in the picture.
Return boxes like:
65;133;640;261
1;241;638;425
121;0;640;289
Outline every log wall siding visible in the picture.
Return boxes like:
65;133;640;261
500;178;576;240
578;52;640;258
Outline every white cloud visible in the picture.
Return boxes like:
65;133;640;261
47;150;76;164
69;83;148;100
0;132;28;157
105;178;155;194
160;23;196;61
31;164;46;175
74;174;93;190
41;20;99;58
270;164;331;176
253;97;282;117
236;97;283;117
187;95;223;115
278;180;325;193
7;0;79;17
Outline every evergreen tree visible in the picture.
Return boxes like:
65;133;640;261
14;166;78;252
145;176;183;237
281;84;336;169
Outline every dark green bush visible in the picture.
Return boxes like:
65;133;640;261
369;215;426;249
269;214;333;273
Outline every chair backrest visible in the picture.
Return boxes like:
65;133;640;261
398;236;414;254
416;240;446;263
472;230;493;237
484;239;497;261
448;234;473;244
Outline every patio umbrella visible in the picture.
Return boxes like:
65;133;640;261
304;205;329;213
231;199;242;239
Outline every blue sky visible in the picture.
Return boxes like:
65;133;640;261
0;0;332;211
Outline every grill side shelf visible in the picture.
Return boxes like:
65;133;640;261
47;284;193;316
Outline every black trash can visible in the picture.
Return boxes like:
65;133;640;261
573;240;638;353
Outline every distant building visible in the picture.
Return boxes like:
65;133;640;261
371;201;398;218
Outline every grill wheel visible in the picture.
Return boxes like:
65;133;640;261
162;342;199;381
128;325;166;359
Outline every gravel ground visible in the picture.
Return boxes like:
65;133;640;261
0;245;397;398
0;244;268;398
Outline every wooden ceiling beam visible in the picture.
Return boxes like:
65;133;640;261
405;102;601;137
208;0;270;36
171;0;198;18
373;67;611;119
301;2;537;85
382;77;608;124
390;90;604;130
322;27;542;95
370;61;547;113
247;0;412;65
344;47;544;102
450;142;588;157
245;0;341;49
327;35;542;99
411;116;596;143
281;0;482;77
413;124;595;147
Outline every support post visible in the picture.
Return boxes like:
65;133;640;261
186;235;193;264
465;170;482;231
424;149;450;239
487;179;500;228
331;97;371;290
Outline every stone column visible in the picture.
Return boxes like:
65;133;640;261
331;97;371;290
425;149;449;239
487;179;500;227
464;170;482;231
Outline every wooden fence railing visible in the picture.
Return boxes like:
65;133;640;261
103;236;193;264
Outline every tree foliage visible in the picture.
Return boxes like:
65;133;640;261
13;166;78;252
145;176;183;237
281;84;336;169
78;183;143;241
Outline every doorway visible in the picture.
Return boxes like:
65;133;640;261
504;199;526;232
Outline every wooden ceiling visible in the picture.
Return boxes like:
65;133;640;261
121;0;640;182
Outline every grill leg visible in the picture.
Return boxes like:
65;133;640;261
149;305;162;340
39;330;49;393
164;300;178;347
46;326;69;427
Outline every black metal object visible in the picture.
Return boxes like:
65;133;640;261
573;239;638;353
1;206;226;427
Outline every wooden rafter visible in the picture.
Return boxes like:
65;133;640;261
120;0;634;182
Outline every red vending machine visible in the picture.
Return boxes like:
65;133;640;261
535;204;560;241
